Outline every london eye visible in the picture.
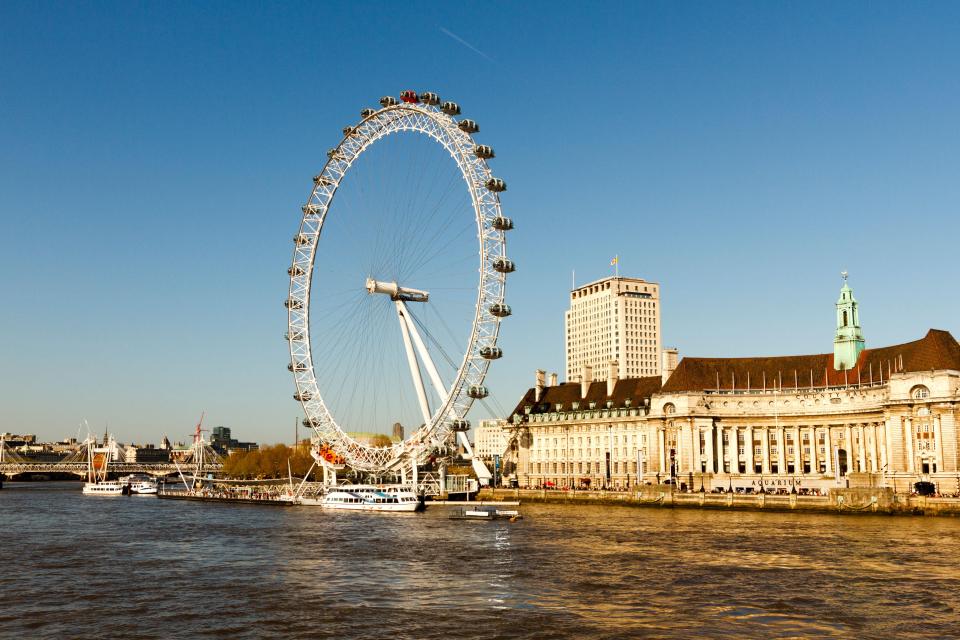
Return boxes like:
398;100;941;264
285;90;514;479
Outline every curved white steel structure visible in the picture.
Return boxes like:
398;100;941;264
286;92;513;473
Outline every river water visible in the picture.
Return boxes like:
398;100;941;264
2;482;958;639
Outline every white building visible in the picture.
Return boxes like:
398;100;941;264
474;419;509;461
565;276;661;381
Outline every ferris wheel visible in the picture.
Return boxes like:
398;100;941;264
285;90;514;475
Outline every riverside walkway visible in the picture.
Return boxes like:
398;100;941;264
481;486;960;516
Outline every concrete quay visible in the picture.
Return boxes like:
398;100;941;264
480;486;960;517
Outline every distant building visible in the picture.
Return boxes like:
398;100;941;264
474;419;508;461
565;276;661;381
0;433;37;447
392;422;405;441
210;426;258;454
124;445;171;463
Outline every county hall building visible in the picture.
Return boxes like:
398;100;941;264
507;277;960;493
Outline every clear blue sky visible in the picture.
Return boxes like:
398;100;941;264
2;2;959;445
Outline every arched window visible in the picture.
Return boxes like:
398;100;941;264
663;402;676;415
842;310;848;326
912;385;930;400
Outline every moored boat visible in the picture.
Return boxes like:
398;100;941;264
119;474;158;495
299;484;425;512
82;480;127;496
449;507;522;521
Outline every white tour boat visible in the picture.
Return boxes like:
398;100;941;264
119;474;158;495
82;480;126;496
300;484;424;512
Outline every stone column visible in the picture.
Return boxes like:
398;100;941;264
716;425;724;474
727;427;740;473
658;427;666;473
869;424;879;472
794;426;803;474
935;414;945;472
857;425;867;472
689;419;697;474
776;427;786;475
693;426;702;472
761;427;771;474
844;424;854;474
745;426;754;473
904;417;915;473
705;425;715;474
810;426;819;474
824;427;833;474
882;418;892;472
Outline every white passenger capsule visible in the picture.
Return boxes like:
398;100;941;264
419;92;441;105
467;385;489;399
458;119;479;134
485;177;506;192
480;346;503;360
488;303;512;318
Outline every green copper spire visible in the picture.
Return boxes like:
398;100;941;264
834;271;865;370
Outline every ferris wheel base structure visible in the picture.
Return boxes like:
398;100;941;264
286;90;512;485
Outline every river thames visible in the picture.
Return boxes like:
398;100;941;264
2;482;958;639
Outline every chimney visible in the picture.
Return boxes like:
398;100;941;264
535;369;546;402
607;360;619;396
549;372;558;387
661;348;679;385
580;364;593;399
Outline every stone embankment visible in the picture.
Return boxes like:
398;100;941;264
480;486;960;516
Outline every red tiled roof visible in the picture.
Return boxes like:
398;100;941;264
510;376;662;417
661;329;960;393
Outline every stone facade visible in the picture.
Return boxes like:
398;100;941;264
508;329;960;494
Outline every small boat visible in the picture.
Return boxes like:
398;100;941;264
82;481;127;496
300;484;425;512
449;507;522;521
119;474;158;495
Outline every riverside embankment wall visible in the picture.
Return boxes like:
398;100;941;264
479;486;960;516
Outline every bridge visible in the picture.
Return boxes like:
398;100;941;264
0;461;222;479
0;435;222;482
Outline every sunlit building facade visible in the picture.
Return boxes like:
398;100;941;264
565;277;661;381
511;281;960;493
